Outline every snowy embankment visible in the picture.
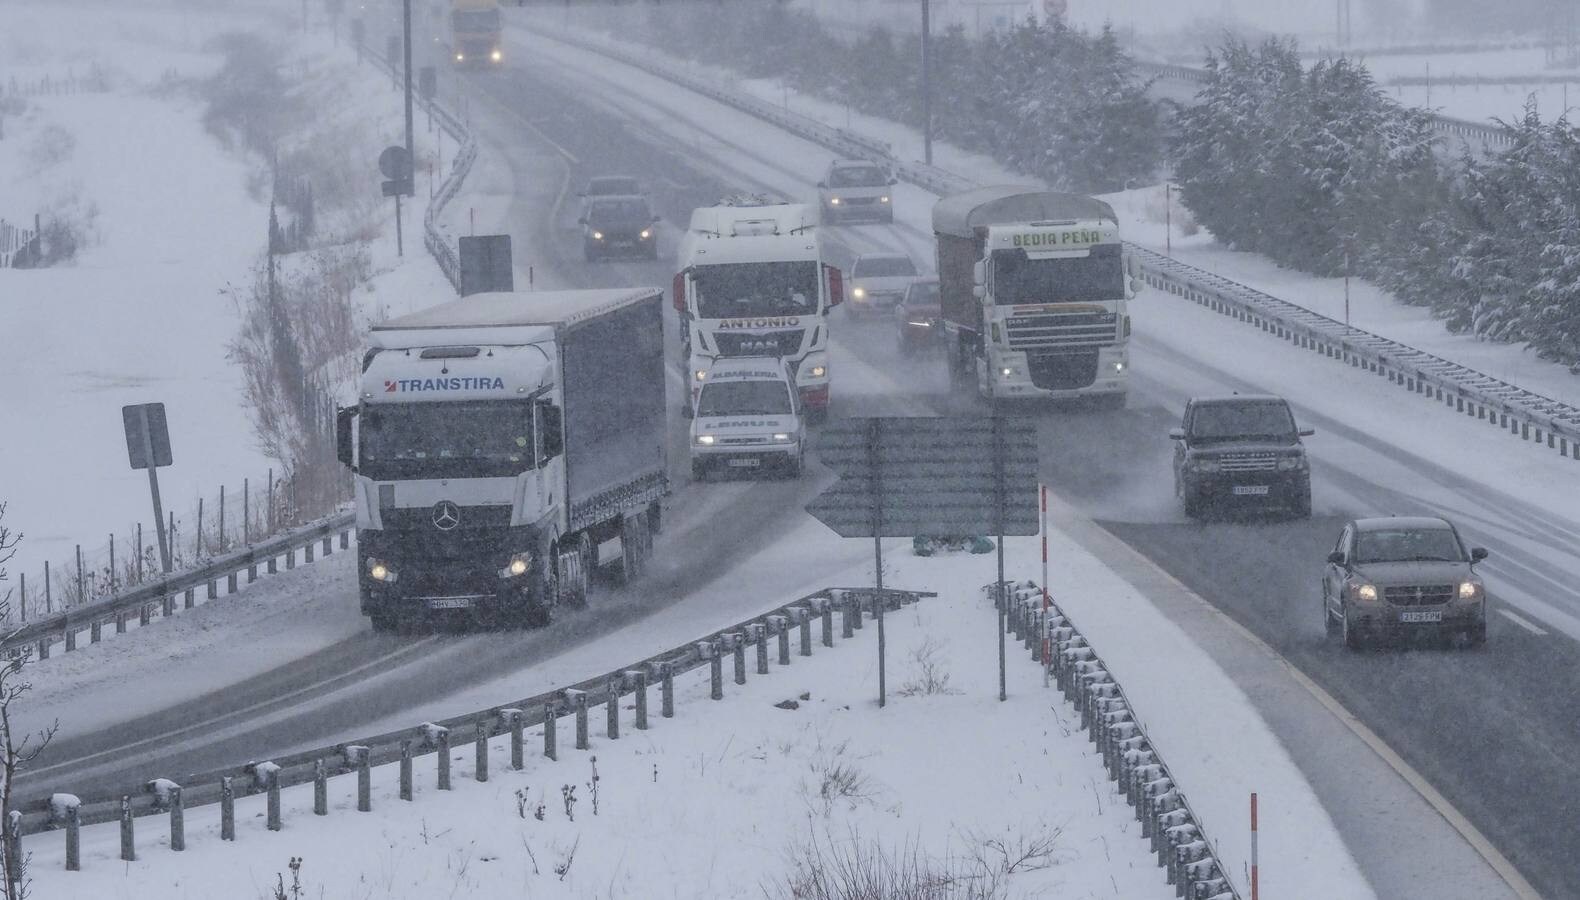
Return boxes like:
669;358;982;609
27;524;1369;899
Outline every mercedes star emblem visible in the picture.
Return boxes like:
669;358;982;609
432;501;461;531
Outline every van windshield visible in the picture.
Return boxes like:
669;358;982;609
697;380;793;417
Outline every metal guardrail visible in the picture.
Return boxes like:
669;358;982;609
18;587;932;853
0;514;355;659
531;24;1580;464
998;580;1240;900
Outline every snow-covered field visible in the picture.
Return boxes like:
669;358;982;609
27;523;1370;899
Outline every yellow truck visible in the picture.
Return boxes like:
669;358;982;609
450;0;502;66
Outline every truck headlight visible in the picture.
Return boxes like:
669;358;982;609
1458;580;1481;600
694;369;707;381
640;228;652;239
1352;582;1378;602
1000;367;1016;377
771;433;793;443
367;558;398;584
498;552;533;578
490;49;502;62
829;197;841;206
592;231;604;241
1276;455;1308;471
879;195;890;203
455;52;465;62
1113;360;1125;373
695;434;716;446
852;287;866;299
809;365;826;378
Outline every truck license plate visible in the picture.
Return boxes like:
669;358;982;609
426;596;473;610
1400;610;1442;623
727;458;761;468
1232;485;1270;496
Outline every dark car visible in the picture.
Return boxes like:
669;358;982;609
580;195;660;261
1170;395;1312;519
1322;516;1488;649
894;278;941;355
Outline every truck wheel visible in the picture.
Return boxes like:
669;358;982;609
1097;392;1127;411
557;539;589;608
619;511;649;584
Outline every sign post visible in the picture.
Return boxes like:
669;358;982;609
808;416;1039;705
122;403;174;574
379;145;414;257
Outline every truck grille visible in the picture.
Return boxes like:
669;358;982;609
720;437;769;445
1027;350;1098;391
1006;312;1118;350
1217;454;1279;472
712;330;805;358
381;505;513;532
1384;585;1455;606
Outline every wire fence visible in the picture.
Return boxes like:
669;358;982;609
0;215;40;268
2;65;111;100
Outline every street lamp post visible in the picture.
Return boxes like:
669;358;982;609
921;0;933;165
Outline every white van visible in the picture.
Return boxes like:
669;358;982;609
689;357;805;480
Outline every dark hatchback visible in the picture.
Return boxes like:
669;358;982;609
894;278;942;355
580;195;660;261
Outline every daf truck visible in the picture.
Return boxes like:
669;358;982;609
932;186;1136;408
336;288;668;630
673;198;843;423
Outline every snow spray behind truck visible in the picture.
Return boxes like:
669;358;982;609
673;198;843;422
932;186;1138;408
336;288;668;630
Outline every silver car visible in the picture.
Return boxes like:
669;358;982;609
847;253;919;318
816;160;896;223
1322;516;1489;649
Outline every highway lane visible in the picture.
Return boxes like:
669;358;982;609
502;34;1580;897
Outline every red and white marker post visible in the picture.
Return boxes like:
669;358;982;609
1251;792;1260;900
1041;484;1051;686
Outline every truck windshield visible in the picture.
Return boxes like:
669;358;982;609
697;381;794;417
360;400;533;480
992;249;1124;304
452;9;500;31
692;262;819;319
1189;402;1296;442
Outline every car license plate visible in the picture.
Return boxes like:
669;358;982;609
426;596;473;610
1232;485;1270;496
1400;610;1442;623
727;458;761;468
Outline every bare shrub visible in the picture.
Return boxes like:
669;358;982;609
799;741;881;819
897;638;960;698
25;124;75;172
771;828;1005;900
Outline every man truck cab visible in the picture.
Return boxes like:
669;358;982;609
689;357;805;480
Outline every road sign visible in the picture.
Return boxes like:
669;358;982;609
381;177;414;197
122;403;172;470
806;416;1040;538
378;145;413;181
121;403;174;574
459;235;514;296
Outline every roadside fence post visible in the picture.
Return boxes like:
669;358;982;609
850;593;864;630
436;727;452;790
752;623;768;674
169;785;184;851
798;606;812;656
841;600;854;639
628;671;648;730
475;721;489;782
658;661;674;718
399;740;413;800
119;796;134;861
729;633;746;685
500;708;524;770
64;801;81;871
313;759;328;815
773;615;791;665
266;768;282;831
703;642;722;700
569;689;590;749
605;680;620;740
352;746;372;810
821;599;834;647
220;776;235;840
544;699;559;760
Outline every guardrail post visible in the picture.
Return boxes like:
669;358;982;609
304;542;315;564
206;578;217;601
354;746;372;810
605;680;620;740
90;618;101;644
628;671;648;730
751;623;768;674
821;600;834;647
699;642;721;700
248;560;258;583
162;592;174;617
64;801;80;871
286;548;295;570
850;593;864;630
220;776;235;840
169;785;184;851
400;740;414;800
116;610;126;634
35;638;47;661
184;587;195;609
267;555;278;575
473;720;489;782
340;530;350;550
658;661;674;718
544;699;558;759
728;633;745;684
139;602;151;627
314;758;328;815
841;600;854;638
227;571;238;594
798;607;812;656
501;708;524;770
773;615;791;665
436;727;452;790
266;768;282;831
322;536;332;557
119;796;134;861
569;689;589;749
65;627;75;653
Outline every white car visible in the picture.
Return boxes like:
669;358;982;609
816;159;896;224
690;357;805;480
847;252;920;317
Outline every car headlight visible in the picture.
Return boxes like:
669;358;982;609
1352;582;1378;602
907;320;932;328
809;365;826;378
879;195;890;203
367;558;398;584
592;231;604;241
1189;457;1219;473
1000;367;1017;377
695;434;716;446
694;369;707;381
498;552;532;578
640;228;652;239
1458;580;1482;600
490;49;502;62
1113;360;1125;373
829;197;841;205
1276;455;1308;471
852;287;866;299
455;52;464;62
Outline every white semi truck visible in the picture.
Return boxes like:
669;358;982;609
673;198;843;422
336;288;668;630
933;186;1136;408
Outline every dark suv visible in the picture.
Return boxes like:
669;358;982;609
580;195;660;261
1170;395;1312;519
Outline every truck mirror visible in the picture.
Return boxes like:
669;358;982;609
538;402;564;461
1129;277;1142;295
971;259;987;286
672;271;687;313
336;407;358;470
825;263;844;307
971;285;984;299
